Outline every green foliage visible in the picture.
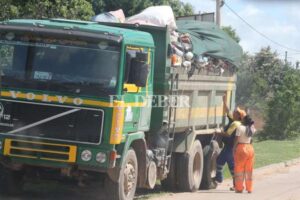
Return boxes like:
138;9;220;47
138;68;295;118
237;46;300;140
260;69;300;140
222;26;240;43
237;47;285;109
89;0;105;15
0;0;95;21
0;0;19;20
1;0;194;21
236;53;253;106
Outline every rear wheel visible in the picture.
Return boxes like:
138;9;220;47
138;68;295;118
177;140;203;192
200;140;220;189
0;164;24;195
105;149;138;200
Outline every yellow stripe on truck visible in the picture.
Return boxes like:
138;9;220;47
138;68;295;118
0;90;146;107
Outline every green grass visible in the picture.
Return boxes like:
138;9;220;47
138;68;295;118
224;137;300;178
254;137;300;168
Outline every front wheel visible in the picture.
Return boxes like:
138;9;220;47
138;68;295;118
105;149;138;200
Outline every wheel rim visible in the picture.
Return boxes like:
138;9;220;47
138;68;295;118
123;160;136;197
193;152;201;183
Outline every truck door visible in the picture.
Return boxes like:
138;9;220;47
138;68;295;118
122;46;153;132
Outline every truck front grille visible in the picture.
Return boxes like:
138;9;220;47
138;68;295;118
3;139;77;163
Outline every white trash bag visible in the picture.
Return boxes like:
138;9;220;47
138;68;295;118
126;6;177;31
92;9;125;23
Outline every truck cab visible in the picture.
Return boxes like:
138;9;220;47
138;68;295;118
0;19;155;198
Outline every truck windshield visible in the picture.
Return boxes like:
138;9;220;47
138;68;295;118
0;31;121;97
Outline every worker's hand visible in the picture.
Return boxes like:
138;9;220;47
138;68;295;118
215;128;223;134
222;93;230;114
222;93;227;103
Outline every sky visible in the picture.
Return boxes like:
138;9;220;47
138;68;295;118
181;0;300;64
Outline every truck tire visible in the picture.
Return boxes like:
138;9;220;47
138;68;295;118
105;149;138;200
200;140;220;190
0;165;24;195
177;140;203;192
161;153;177;191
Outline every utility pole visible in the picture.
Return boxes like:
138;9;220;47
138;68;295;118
296;61;299;70
216;0;224;27
285;51;288;65
216;0;221;27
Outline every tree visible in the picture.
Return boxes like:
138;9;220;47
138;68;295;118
0;0;19;21
236;47;286;109
0;0;95;21
236;47;300;140
260;69;300;140
89;0;105;15
250;47;286;107
21;0;95;20
236;53;253;105
1;0;194;21
222;26;240;43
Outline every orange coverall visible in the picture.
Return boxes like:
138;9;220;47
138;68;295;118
234;143;255;192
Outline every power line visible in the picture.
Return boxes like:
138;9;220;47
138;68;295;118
223;2;300;53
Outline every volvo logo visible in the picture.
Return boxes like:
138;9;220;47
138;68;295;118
8;90;84;106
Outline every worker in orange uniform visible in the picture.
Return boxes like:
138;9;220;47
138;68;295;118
233;114;256;193
214;94;246;190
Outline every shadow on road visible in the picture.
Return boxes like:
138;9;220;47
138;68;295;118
0;181;166;200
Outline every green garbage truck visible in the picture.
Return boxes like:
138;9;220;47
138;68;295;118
0;19;242;200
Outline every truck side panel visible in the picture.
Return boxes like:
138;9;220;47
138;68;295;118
175;74;236;130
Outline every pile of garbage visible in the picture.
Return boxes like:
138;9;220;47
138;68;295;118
169;30;235;78
92;6;237;78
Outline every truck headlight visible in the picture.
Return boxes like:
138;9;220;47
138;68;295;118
81;150;92;162
96;152;106;163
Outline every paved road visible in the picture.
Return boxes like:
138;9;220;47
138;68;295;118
150;161;300;200
1;160;300;200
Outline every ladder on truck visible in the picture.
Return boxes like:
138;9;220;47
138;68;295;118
163;73;179;174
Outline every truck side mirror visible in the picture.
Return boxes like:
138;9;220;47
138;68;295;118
124;52;133;83
128;52;149;87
